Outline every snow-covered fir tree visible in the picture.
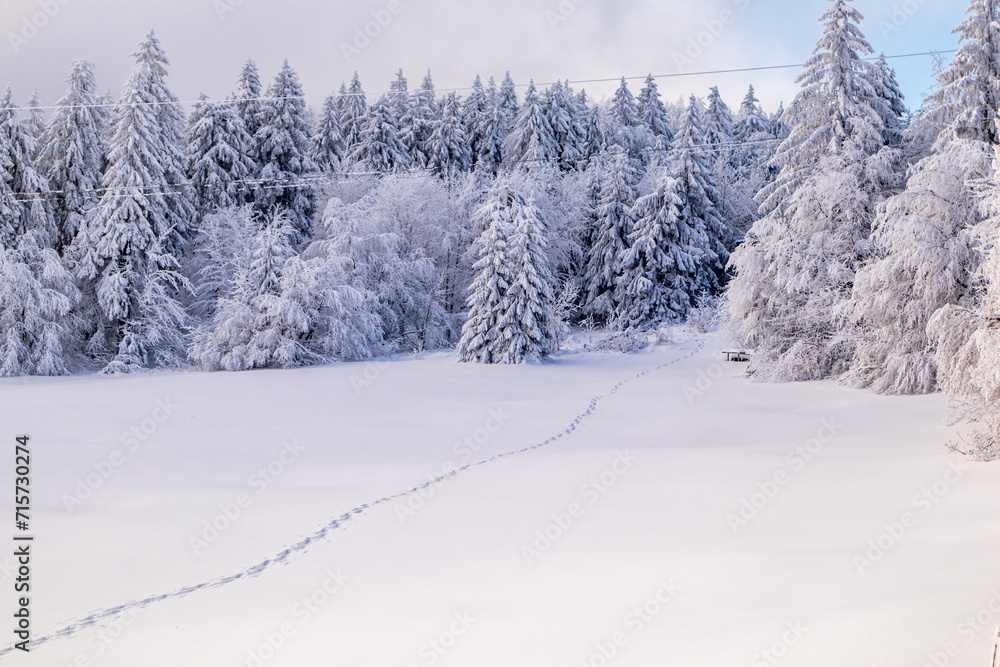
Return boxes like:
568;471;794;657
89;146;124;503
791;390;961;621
543;81;583;171
72;35;192;372
341;72;369;158
583;146;636;323
24;91;47;146
924;0;1000;145
637;74;673;144
233;59;265;146
255;60;318;241
399;70;438;168
428;93;471;178
0;89;58;250
37;60;108;253
128;31;195;252
616;175;701;328
458;184;557;363
187;97;256;216
728;0;894;382
313;94;346;173
703;87;735;159
670;95;733;292
352;95;411;174
504;81;558;169
0;230;81;377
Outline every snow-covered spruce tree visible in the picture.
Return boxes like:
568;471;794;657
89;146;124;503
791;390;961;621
233;59;265;148
72;37;192;372
313;94;346;173
462;75;489;166
608;77;641;158
0;229;81;377
504;81;558;169
757;0;889;216
388;69;410;120
352;95;411;174
428;93;471;178
703;87;735;160
37;60;108;253
583;146;636;323
580;106;607;168
458;185;557;363
669;95;734;293
924;0;1000;145
845;140;992;394
638;74;673;145
187;97;256;216
24;92;47;159
616;175;701;329
340;72;369;159
874;54;907;148
475;78;507;174
0;89;58;250
255;60;318;242
728;0;895;382
399;70;438;168
497;190;558;363
128;31;195;252
731;85;775;183
543;81;583;171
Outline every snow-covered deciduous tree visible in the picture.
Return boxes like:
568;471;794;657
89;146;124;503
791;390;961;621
846;139;992;395
305;194;450;350
37;60;108;253
926;148;1000;460
187;97;256;216
255;60;318;241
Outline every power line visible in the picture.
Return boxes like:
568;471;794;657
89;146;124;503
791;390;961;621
17;49;957;113
7;136;785;204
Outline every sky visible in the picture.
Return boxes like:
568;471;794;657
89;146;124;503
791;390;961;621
0;0;969;117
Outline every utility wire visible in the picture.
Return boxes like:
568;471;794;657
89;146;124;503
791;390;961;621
7;137;785;203
17;49;957;113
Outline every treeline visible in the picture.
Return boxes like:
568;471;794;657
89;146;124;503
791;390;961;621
0;27;805;375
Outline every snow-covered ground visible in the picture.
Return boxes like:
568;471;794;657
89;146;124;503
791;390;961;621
1;332;999;667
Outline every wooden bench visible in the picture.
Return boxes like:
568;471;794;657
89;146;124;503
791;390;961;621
723;350;750;362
